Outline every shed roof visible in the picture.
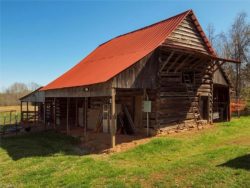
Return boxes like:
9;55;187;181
42;10;216;91
20;87;45;102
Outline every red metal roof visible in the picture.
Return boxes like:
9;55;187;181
42;10;213;91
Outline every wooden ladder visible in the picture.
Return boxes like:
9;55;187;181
183;73;202;127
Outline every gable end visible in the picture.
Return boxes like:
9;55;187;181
164;14;211;55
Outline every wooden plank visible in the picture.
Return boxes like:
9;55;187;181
111;88;116;148
20;101;23;122
84;98;87;137
175;54;193;72
159;51;174;72
66;98;69;135
53;98;56;129
166;54;183;72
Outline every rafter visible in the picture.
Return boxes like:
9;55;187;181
212;60;228;73
175;54;193;72
159;51;175;72
188;57;204;69
167;54;183;72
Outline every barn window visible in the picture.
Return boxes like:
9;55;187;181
182;71;195;84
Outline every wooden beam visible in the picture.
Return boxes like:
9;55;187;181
34;102;37;124
212;60;227;73
66;98;70;135
44;102;46;128
26;102;28;121
20;101;23;122
111;88;116;148
84;97;87;137
167;54;183;72
53;98;56;129
159;51;174;72
189;57;206;69
175;54;193;72
75;98;78;127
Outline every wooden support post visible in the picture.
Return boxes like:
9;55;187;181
26;102;29;121
20;101;23;122
67;98;70;135
144;89;149;136
3;114;6;126
10;111;12;125
75;98;78;127
34;102;36;124
111;88;116;148
44;102;46;129
84;97;87;137
53;98;56;129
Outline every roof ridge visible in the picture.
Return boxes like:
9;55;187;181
99;9;192;47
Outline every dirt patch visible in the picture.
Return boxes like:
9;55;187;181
79;132;151;154
224;136;250;146
77;124;215;155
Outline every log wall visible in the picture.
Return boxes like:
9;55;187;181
164;15;210;54
153;48;214;130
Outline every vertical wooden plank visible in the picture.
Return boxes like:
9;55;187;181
84;97;87;137
134;95;143;128
53;98;56;129
26;102;29;121
20;101;23;122
67;98;69;135
75;98;78;127
44;102;46;125
10;111;12;125
34;102;37;124
111;88;116;148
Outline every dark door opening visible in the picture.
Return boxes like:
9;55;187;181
213;85;230;122
199;96;209;120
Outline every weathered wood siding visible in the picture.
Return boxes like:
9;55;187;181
111;52;159;89
213;67;229;86
154;49;214;129
164;15;210;54
45;82;112;98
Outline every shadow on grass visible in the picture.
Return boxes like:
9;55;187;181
0;131;87;160
218;154;250;171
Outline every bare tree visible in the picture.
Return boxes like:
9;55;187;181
213;12;250;92
28;82;41;91
207;23;216;47
0;82;41;106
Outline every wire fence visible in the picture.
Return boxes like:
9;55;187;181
0;111;21;126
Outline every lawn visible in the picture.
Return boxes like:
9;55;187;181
0;117;249;187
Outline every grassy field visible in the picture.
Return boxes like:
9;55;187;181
0;117;249;187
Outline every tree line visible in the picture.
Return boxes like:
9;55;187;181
0;82;41;106
206;12;250;100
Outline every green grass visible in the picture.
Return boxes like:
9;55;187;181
0;117;250;187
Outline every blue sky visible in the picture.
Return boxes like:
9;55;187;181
1;0;250;90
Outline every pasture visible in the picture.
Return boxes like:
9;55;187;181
0;117;249;187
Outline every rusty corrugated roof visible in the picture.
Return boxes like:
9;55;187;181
42;10;214;91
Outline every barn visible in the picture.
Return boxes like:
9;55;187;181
20;10;239;147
